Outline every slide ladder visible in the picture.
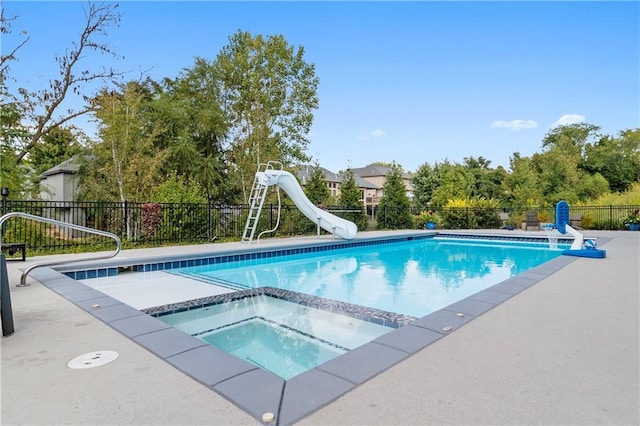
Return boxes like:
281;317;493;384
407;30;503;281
241;162;282;243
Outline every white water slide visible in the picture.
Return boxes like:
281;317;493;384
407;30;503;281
241;164;358;243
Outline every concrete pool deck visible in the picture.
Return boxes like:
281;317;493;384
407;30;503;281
1;230;638;425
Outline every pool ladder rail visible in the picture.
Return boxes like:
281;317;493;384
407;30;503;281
242;161;283;244
0;212;121;336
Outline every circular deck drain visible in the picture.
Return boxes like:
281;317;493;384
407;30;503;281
67;351;119;369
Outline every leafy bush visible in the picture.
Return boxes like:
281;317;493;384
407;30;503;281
414;211;441;229
141;203;162;238
441;199;474;229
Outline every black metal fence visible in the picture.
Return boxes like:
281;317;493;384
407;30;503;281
0;199;638;255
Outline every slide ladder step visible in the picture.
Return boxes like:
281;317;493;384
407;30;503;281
241;163;280;243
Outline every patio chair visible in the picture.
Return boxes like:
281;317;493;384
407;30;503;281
525;211;540;231
498;212;510;229
570;212;583;230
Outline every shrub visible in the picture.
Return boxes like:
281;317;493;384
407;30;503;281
141;203;162;238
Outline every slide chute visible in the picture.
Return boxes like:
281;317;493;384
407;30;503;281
242;163;358;243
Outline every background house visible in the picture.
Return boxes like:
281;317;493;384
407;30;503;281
39;157;81;202
351;163;414;205
38;157;86;234
296;165;380;207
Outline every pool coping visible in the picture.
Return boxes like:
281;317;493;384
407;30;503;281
28;232;609;425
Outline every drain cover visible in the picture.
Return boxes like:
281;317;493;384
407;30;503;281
67;351;119;369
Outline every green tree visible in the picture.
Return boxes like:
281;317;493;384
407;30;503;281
28;126;81;176
502;153;542;206
411;162;440;211
304;160;330;205
151;173;206;204
149;59;233;202
583;129;640;193
213;30;319;202
0;96;31;196
338;168;367;230
377;163;413;229
532;146;581;204
430;161;474;207
150;173;208;242
1;10;35;196
80;81;167;203
462;156;508;201
542;122;601;156
532;124;605;204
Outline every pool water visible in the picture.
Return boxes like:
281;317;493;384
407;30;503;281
157;295;393;379
171;238;565;318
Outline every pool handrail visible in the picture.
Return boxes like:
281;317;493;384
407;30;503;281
0;212;122;287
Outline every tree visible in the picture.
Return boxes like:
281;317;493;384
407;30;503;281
149;59;233;202
304;160;330;206
0;96;31;196
9;2;122;164
152;172;206;204
411;162;440;211
338;168;367;230
583;129;640;193
462;156;507;201
377;163;413;229
1;8;32;195
430;161;474;207
338;168;360;207
80;81;167;204
502;153;542;206
28;126;82;176
213;30;319;202
542;123;601;156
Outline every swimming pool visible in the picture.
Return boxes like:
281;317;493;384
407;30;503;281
83;234;569;380
48;231;581;424
168;237;567;318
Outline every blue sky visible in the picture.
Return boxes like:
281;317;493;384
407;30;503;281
3;1;639;173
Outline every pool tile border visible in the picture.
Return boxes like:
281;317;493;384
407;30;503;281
60;234;434;281
142;286;417;328
30;234;610;425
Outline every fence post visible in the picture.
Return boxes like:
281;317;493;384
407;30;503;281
1;253;15;336
609;204;613;230
270;204;273;230
1;188;7;240
122;200;128;240
207;197;212;241
466;207;470;229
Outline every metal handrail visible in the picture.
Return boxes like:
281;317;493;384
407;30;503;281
0;212;121;287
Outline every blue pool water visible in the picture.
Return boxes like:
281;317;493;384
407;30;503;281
156;294;394;379
171;238;566;318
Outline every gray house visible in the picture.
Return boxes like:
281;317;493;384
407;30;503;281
39;157;85;233
39;157;81;202
295;164;380;206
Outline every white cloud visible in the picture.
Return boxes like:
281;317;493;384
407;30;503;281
490;119;538;131
357;129;387;140
551;114;586;128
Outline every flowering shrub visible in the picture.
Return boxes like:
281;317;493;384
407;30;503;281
141;203;162;238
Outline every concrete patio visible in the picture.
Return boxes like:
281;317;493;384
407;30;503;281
1;230;638;425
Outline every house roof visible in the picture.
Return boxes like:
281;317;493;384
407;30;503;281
295;165;379;189
296;164;341;184
351;163;412;180
39;157;81;179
